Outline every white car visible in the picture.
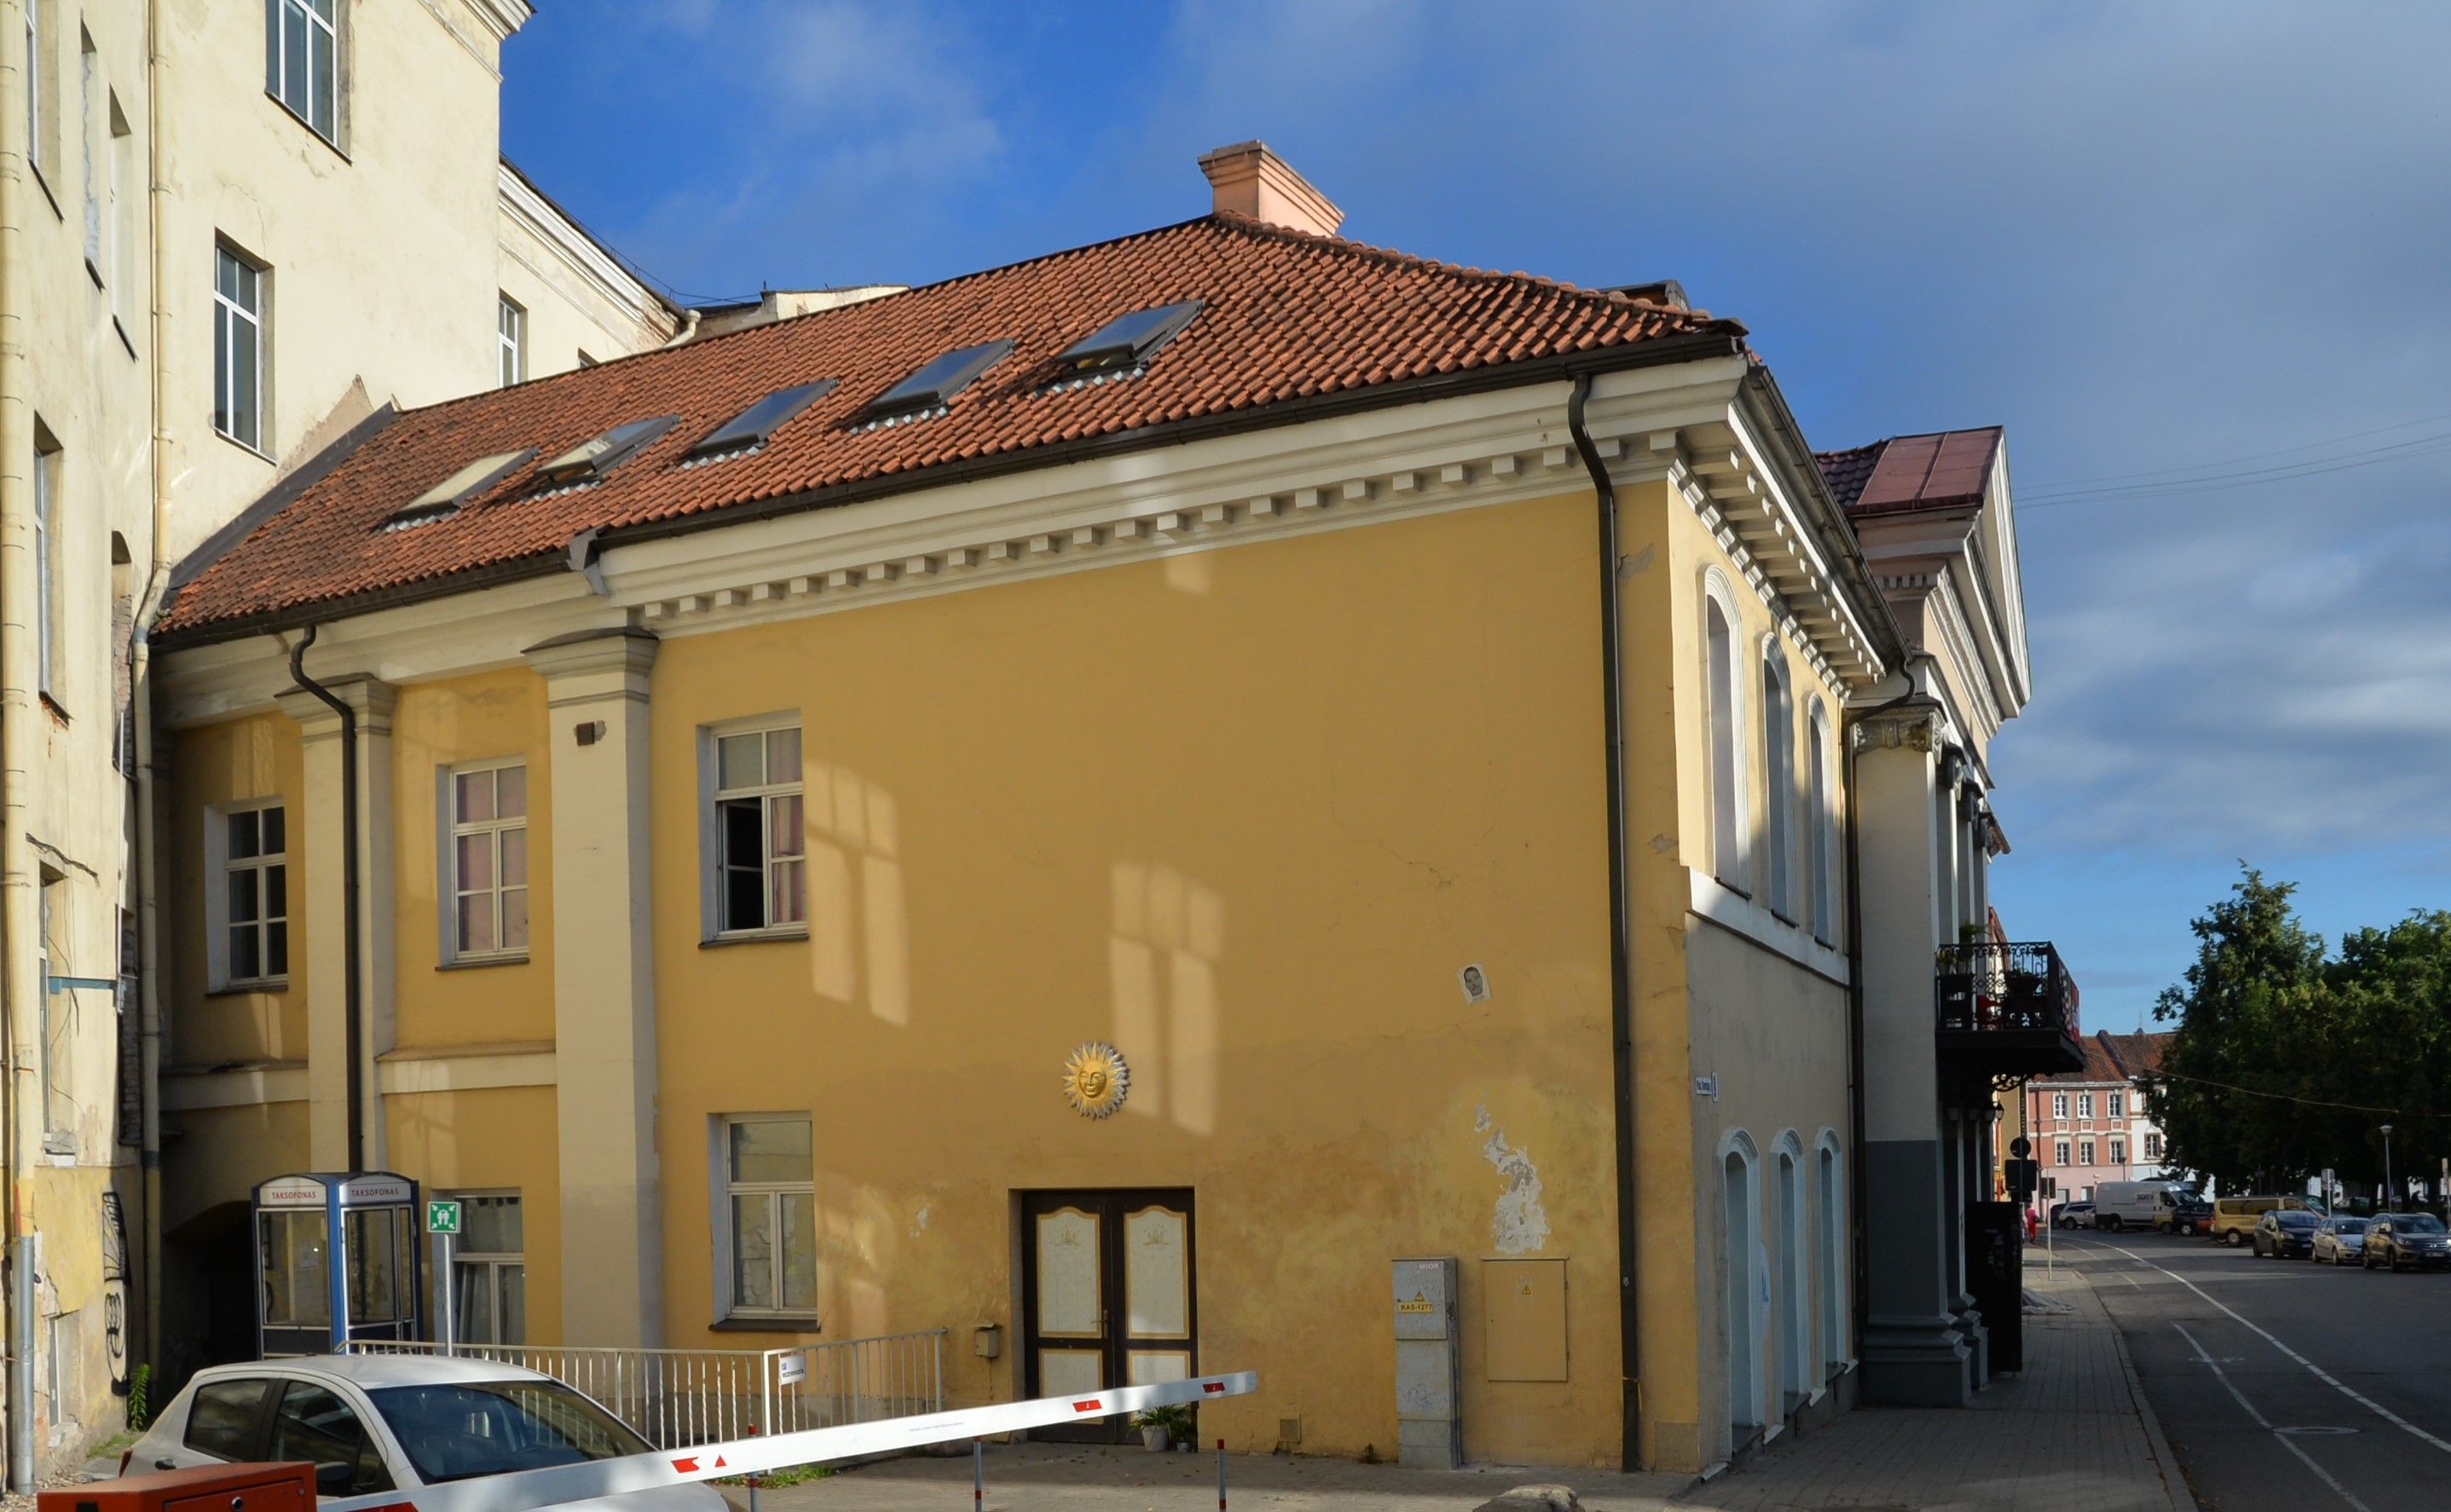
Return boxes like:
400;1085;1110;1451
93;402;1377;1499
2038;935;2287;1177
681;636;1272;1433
123;1353;722;1512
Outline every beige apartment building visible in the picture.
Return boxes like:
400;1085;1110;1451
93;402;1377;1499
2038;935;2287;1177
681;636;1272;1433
1;0;680;1483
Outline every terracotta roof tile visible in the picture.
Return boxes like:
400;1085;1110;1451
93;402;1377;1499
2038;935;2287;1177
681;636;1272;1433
160;215;1742;639
2036;1030;2171;1086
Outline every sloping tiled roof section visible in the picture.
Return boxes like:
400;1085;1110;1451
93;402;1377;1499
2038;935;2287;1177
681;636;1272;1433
1814;441;1886;513
159;214;1743;638
1813;426;2003;519
2038;1030;2171;1086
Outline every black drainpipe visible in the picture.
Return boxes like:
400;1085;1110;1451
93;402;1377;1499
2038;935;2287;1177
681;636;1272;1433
1567;375;1641;1470
1841;654;1936;1358
289;626;365;1172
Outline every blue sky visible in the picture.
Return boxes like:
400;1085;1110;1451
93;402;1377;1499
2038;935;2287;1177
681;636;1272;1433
501;3;2451;1032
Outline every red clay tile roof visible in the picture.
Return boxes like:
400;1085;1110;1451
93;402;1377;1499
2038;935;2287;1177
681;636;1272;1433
1812;426;2002;518
2037;1030;2171;1086
160;214;1744;640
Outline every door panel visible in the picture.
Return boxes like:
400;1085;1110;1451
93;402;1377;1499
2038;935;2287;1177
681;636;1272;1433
1021;1191;1194;1441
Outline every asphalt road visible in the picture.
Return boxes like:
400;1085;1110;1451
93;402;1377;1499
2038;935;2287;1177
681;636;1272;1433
2048;1227;2451;1512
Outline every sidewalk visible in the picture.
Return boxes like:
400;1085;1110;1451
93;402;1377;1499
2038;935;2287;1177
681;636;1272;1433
725;1261;2189;1512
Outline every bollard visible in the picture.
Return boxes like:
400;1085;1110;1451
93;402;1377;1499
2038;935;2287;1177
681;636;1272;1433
1217;1438;1227;1512
747;1425;760;1512
973;1437;984;1512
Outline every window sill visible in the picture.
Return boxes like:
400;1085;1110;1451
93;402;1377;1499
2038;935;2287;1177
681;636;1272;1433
700;928;809;949
85;257;104;290
205;980;289;999
30;160;61;220
438;954;530;972
265;92;352;163
113;315;137;361
708;1317;821;1335
215;427;277;465
38;692;68;725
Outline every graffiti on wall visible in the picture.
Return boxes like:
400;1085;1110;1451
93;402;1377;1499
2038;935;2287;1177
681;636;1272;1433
101;1192;130;1394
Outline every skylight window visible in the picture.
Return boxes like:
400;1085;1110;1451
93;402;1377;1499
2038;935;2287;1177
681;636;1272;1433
539;415;680;485
858;339;1014;424
379;448;535;532
1057;300;1203;373
687;380;837;464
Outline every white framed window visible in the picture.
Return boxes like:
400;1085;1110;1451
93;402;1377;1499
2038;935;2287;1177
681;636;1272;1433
1806;700;1835;944
2078;1139;2095;1166
715;1116;814;1320
1760;645;1795;920
2077;1092;2094;1120
79;28;98;279
32;426;58;700
2144;1132;2162;1161
442;761;528;961
108;93;133;326
2109;1138;2126;1166
447;1192;525;1345
1702;576;1747;891
209;801;288;989
703;720;806;938
2050;1092;2067;1121
38;874;75;1147
2054;1139;2070;1167
2107;1090;2124;1119
265;0;338;143
213;244;266;452
498;295;524;387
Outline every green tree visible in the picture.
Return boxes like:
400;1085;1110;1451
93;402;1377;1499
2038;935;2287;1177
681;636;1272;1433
2147;869;2326;1191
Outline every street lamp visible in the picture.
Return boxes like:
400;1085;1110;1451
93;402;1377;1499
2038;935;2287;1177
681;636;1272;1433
2381;1123;2396;1213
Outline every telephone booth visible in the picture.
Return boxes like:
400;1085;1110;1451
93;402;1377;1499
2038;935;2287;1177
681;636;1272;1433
251;1172;424;1357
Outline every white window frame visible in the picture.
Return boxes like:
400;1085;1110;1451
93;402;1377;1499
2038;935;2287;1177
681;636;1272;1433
24;0;40;176
32;430;57;700
78;27;97;280
1760;642;1795;920
700;717;806;941
207;799;289;990
107;92;133;329
498;294;524;387
2054;1139;2071;1168
2078;1139;2096;1166
440;759;529;964
1702;572;1748;892
444;1191;525;1346
2144;1132;2162;1161
2050;1092;2067;1121
264;0;340;146
2109;1137;2126;1167
213;242;267;453
2107;1090;2124;1119
712;1114;815;1323
2077;1092;2094;1120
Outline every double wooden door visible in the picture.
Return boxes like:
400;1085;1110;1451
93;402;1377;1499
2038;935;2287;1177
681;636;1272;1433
1020;1190;1196;1441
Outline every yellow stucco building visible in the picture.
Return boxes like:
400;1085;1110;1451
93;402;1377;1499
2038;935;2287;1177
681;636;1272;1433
141;146;2060;1476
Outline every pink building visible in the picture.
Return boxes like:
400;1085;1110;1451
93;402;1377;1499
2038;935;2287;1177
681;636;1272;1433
2024;1031;2172;1202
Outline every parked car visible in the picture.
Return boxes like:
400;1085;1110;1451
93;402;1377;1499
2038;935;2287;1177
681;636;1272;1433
2252;1208;2320;1258
2362;1213;2451;1272
2094;1180;2188;1232
2311;1215;2368;1265
2051;1201;2095;1229
2171;1196;2214;1235
121;1354;718;1512
2211;1195;2307;1246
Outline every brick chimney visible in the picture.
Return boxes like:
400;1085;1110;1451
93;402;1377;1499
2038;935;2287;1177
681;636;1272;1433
1197;141;1344;238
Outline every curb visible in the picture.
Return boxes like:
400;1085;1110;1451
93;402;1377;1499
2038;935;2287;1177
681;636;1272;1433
2067;1262;2198;1512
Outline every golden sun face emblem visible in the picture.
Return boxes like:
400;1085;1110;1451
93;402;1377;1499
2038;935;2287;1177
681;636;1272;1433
1062;1042;1130;1119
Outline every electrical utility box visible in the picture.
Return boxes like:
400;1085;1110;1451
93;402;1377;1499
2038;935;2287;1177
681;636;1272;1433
1391;1256;1462;1469
42;1462;315;1512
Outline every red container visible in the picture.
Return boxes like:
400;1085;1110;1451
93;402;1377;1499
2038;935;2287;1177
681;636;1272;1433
40;1463;315;1512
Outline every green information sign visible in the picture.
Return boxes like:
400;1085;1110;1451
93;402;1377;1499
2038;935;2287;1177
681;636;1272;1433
426;1199;463;1235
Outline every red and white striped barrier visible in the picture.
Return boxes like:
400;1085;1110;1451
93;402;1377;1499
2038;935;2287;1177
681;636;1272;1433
324;1372;1258;1512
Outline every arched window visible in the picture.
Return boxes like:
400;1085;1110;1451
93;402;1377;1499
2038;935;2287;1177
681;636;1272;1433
1816;1130;1847;1376
1703;580;1746;889
1760;647;1795;918
1774;1133;1809;1411
1806;699;1835;943
1720;1133;1762;1447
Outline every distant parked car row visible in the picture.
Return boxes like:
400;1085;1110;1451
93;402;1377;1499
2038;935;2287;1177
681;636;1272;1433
2249;1209;2446;1269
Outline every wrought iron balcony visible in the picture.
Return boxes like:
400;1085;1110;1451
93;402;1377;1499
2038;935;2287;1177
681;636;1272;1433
1934;941;2083;1074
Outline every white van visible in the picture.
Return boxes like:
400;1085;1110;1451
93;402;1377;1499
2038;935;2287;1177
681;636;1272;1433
2092;1180;2188;1232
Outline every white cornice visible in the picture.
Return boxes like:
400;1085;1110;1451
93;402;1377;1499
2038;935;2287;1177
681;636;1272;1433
458;0;533;43
499;164;679;341
155;358;1897;720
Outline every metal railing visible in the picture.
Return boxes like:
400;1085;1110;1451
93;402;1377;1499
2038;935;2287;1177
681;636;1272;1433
1934;940;2077;1038
343;1330;945;1450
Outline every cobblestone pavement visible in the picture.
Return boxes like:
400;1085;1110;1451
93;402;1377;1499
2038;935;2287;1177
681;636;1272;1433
732;1261;2186;1512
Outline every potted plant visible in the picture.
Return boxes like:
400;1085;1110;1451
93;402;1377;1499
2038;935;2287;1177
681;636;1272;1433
1135;1403;1195;1452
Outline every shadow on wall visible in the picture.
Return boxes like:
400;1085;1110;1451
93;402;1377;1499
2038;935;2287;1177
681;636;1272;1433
801;763;910;1026
1108;861;1223;1137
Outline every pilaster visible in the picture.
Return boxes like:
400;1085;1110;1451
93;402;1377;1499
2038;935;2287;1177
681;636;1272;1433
524;627;662;1348
275;676;398;1173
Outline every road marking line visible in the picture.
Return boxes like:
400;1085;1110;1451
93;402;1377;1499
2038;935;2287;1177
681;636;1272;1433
2175;1321;2373;1512
2085;1237;2451;1457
